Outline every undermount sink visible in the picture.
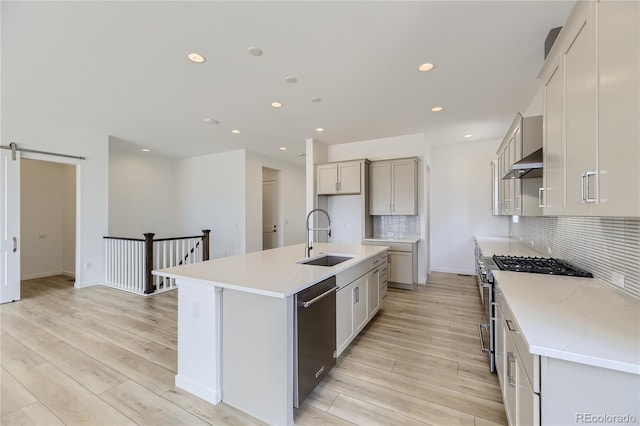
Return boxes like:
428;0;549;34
298;255;354;267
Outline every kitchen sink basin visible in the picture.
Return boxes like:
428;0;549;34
299;255;354;267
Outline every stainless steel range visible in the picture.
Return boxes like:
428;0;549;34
475;249;593;373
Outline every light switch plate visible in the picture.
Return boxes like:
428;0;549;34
612;272;625;289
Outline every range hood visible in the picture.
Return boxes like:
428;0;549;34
503;148;543;179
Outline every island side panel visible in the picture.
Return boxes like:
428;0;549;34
222;288;294;426
175;279;222;403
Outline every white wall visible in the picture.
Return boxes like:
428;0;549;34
108;143;178;238
3;112;108;287
323;133;431;284
430;139;509;274
174;150;246;259
246;151;306;253
20;159;75;279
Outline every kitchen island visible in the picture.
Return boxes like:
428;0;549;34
154;242;388;425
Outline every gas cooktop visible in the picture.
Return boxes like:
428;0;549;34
492;255;593;278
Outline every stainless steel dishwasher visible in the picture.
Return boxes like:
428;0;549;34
294;275;337;407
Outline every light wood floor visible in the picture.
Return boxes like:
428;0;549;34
1;273;506;426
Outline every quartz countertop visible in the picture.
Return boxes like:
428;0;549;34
475;236;541;257
493;270;640;375
153;243;388;298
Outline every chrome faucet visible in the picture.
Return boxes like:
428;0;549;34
305;208;332;258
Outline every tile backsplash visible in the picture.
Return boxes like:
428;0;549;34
510;216;640;299
373;215;420;239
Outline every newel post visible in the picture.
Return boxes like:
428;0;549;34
202;229;211;261
144;233;155;294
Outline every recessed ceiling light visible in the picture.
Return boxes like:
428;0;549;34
464;134;473;138
271;102;283;108
431;106;444;112
186;52;206;63
311;98;322;103
231;129;241;134
298;153;306;157
315;128;324;132
285;76;298;84
280;147;287;151
203;118;219;124
418;63;435;72
142;148;151;152
248;47;263;57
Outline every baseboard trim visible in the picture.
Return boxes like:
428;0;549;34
21;270;64;280
430;267;475;276
175;374;221;405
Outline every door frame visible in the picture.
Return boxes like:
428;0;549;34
262;178;281;250
19;152;83;287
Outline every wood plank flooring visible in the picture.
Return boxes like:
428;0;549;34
0;273;506;425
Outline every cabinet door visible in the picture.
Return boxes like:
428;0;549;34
367;269;380;318
388;251;412;285
595;0;640;217
353;275;368;333
517;359;540;426
337;162;361;194
543;63;564;215
564;4;597;215
369;162;391;215
317;164;338;195
504;330;517;426
495;303;506;394
391;160;417;215
336;283;355;356
497;152;505;214
512;131;523;215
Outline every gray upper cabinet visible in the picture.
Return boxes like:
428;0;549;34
369;158;418;215
316;161;362;195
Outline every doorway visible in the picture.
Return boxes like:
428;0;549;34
21;159;76;283
262;167;280;250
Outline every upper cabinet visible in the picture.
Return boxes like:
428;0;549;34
369;158;418;215
539;0;640;217
495;114;543;217
316;161;362;195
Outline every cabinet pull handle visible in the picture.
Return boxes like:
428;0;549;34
538;188;545;208
581;173;587;203
585;171;596;203
13;236;18;253
515;195;521;210
507;352;516;386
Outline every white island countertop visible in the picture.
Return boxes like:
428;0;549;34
493;270;640;375
154;242;389;298
475;236;541;257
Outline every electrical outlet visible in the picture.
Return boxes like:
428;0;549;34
530;240;535;247
547;247;552;255
192;302;200;319
612;272;625;289
85;262;92;270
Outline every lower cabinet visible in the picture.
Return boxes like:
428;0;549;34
336;252;387;356
388;251;412;286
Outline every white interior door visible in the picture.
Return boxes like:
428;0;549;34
262;180;278;250
1;147;21;303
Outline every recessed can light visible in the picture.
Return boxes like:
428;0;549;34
203;118;219;124
315;128;324;132
142;148;151;152
464;134;473;138
431;106;444;112
280;147;287;151
186;52;206;63
285;76;298;84
311;97;322;103
231;129;241;134
418;63;435;72
271;102;283;108
248;47;263;57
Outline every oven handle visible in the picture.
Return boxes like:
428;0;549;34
477;323;489;353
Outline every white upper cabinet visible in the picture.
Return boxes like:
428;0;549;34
316;161;362;195
369;158;418;215
539;0;639;217
595;0;640;217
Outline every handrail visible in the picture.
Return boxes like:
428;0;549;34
103;236;145;242
153;235;204;242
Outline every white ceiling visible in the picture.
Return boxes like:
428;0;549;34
2;1;574;164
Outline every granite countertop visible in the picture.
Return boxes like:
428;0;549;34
153;243;388;298
493;270;640;375
475;236;541;257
